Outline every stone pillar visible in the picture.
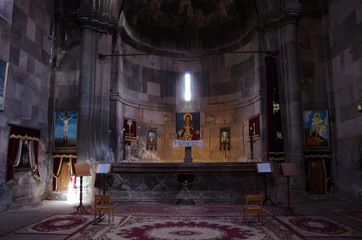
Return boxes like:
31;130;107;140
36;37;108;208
77;27;98;163
282;22;305;189
263;2;305;190
75;0;116;203
77;1;117;164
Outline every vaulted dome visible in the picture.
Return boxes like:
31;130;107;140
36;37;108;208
120;0;258;53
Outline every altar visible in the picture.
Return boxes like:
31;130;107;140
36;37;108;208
173;140;204;163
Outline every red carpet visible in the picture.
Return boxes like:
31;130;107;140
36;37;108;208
10;203;362;240
329;208;362;223
69;215;302;240
276;215;362;238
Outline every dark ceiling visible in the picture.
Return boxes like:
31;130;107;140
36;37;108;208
120;0;258;53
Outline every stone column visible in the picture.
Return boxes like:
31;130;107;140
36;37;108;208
76;1;117;164
75;0;116;203
263;2;305;190
77;27;98;163
281;21;305;189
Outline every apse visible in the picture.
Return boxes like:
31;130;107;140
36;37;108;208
114;36;262;163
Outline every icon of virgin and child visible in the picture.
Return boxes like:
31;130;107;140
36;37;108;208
177;113;200;140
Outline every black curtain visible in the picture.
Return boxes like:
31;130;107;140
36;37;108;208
265;54;284;161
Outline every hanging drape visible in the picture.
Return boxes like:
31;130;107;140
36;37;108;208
265;53;285;161
52;153;77;192
6;125;40;183
123;118;137;145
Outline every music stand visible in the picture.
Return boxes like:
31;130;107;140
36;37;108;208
256;162;274;205
73;163;91;215
96;164;112;195
279;163;299;215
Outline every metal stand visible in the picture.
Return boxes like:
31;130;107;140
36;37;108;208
284;176;294;215
175;180;197;205
249;136;257;162
73;176;89;215
103;174;106;195
122;129;126;161
263;173;274;205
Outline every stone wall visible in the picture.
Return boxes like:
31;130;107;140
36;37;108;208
0;0;53;210
326;1;362;200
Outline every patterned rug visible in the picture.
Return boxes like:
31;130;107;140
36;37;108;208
276;215;362;238
329;208;362;223
14;214;94;235
8;203;362;240
68;215;303;240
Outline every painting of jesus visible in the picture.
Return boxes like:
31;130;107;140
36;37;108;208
54;111;78;148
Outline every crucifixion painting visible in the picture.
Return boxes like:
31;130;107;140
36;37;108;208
54;111;78;148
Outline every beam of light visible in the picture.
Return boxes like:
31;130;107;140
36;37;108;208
67;176;78;204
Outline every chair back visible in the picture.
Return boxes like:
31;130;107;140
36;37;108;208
177;173;194;184
246;194;263;206
95;194;111;205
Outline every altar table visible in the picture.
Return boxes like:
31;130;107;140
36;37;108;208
173;140;204;163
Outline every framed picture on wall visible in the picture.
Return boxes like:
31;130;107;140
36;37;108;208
303;110;330;148
0;58;9;111
176;112;200;140
123;118;137;145
220;127;230;150
54;111;78;148
249;114;260;140
146;128;157;150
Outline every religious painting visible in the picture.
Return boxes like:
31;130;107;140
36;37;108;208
176;112;200;140
303;110;330;148
146;128;157;150
54;111;78;148
220;127;230;150
249;114;260;140
123;118;137;145
0;58;9;111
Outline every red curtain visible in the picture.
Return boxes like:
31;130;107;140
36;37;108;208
123;118;137;145
265;54;284;161
6;138;20;182
6;125;40;182
52;153;77;192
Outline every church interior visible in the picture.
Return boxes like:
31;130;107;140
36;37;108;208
0;0;362;239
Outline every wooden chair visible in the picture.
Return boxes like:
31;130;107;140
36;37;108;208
94;194;114;225
243;194;263;225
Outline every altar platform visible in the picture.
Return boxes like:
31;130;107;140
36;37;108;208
111;162;256;173
100;162;267;203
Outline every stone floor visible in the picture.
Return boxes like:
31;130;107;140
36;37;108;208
0;199;361;239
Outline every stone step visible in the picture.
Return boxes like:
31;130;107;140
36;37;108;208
11;197;43;210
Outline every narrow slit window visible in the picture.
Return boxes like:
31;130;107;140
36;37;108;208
184;73;191;101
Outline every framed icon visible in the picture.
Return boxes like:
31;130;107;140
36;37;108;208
54;111;78;148
220;127;230;150
303;110;330;148
0;58;9;110
176;112;200;140
146;128;157;150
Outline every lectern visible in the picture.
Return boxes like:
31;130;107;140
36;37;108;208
73;163;91;215
256;162;274;205
279;163;299;215
96;164;112;195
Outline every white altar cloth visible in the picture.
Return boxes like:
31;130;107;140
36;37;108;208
173;140;204;148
